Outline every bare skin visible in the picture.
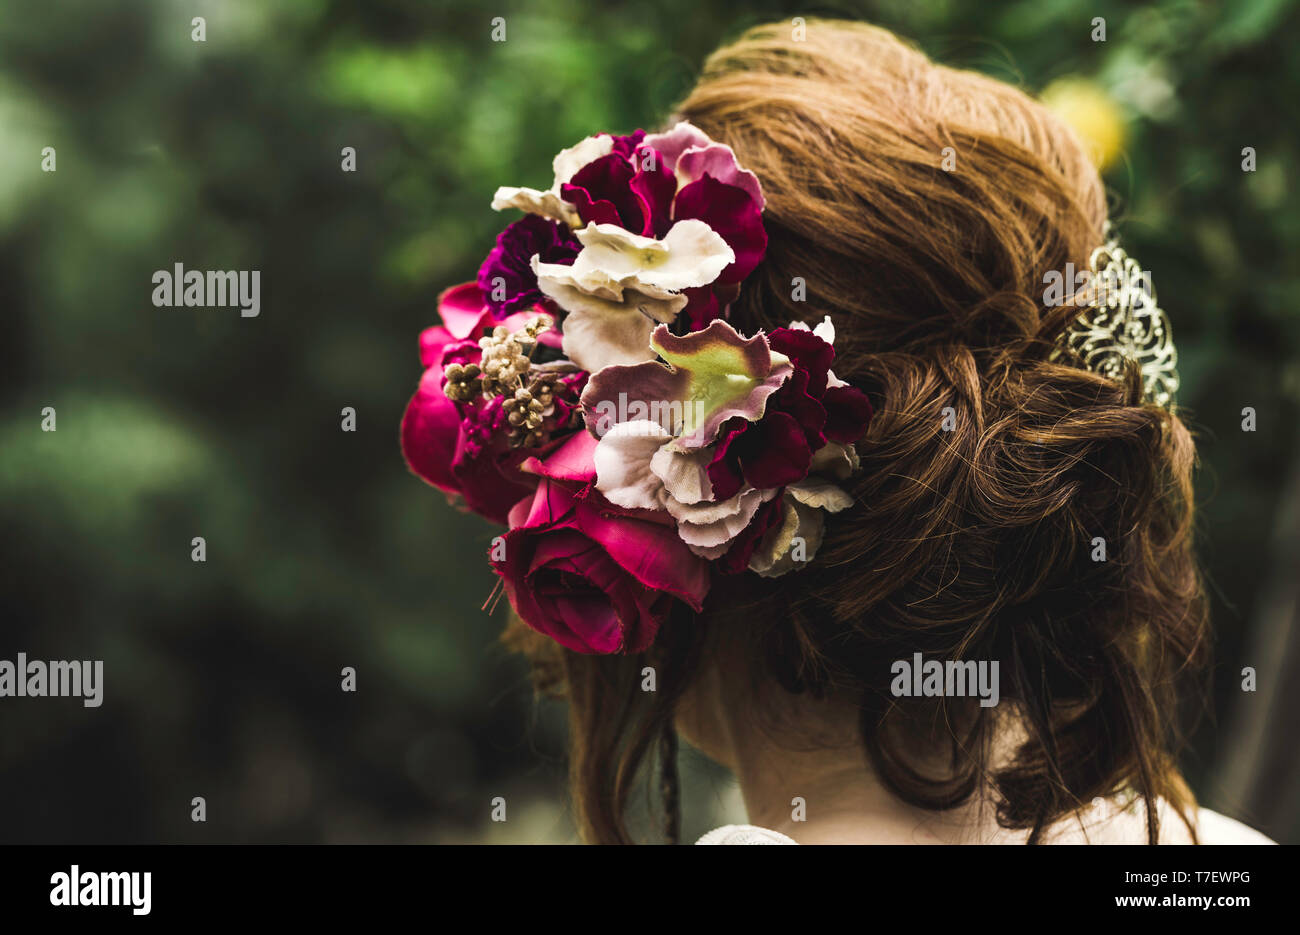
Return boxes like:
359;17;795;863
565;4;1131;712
676;652;1270;844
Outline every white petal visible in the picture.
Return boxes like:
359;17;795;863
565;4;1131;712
535;254;629;301
571;220;733;293
557;303;664;372
813;316;836;345
650;445;713;505
593;420;672;510
552;135;614;187
535;246;687;322
685;540;732;560
751;496;825;577
490;186;577;225
649;220;735;290
574;222;663;258
787;316;836;345
788;479;854;512
809;442;860;479
532;221;729;350
671;487;768;549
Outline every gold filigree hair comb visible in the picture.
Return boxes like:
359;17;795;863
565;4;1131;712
1052;225;1179;408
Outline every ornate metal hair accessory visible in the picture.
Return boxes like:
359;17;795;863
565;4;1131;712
1053;224;1179;408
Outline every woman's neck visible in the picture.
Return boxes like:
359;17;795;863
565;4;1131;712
685;672;1187;844
727;713;1018;844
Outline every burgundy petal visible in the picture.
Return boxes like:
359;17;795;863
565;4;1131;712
736;410;813;489
679;285;722;331
771;368;829;452
675;143;766;211
768;327;835;397
561;182;622;227
629;146;677;238
607;129;647;160
673;174;766;284
477;216;579;318
705;418;748;502
822;385;875;443
564;153;643;232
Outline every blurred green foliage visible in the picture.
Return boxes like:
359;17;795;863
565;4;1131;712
0;0;1296;843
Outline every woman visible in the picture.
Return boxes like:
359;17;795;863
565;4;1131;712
404;19;1274;844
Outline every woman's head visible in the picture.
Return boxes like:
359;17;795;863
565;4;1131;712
506;19;1207;844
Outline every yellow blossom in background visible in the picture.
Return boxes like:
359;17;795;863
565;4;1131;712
1041;77;1127;172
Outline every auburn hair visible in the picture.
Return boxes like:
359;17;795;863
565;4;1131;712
504;19;1209;844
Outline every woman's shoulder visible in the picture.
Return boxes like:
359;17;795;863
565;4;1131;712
1193;807;1276;845
693;807;1276;845
695;824;799;845
1070;799;1277;844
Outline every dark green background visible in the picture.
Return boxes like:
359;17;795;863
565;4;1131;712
1;0;1296;843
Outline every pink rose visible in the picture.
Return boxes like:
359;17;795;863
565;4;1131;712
492;474;711;654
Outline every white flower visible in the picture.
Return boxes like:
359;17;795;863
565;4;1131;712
561;222;734;292
591;417;856;567
533;220;735;372
592;420;778;558
490;134;614;226
749;480;855;577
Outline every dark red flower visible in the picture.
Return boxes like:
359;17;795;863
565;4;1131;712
492;477;709;654
706;326;873;498
477;215;580;319
550;125;767;325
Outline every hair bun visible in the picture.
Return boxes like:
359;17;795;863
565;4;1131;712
674;19;1207;841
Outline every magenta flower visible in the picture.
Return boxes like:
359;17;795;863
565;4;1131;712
403;125;874;654
492;477;710;654
400;282;582;524
518;427;599;490
477;215;580;319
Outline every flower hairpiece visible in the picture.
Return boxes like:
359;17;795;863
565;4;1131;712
401;123;874;654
